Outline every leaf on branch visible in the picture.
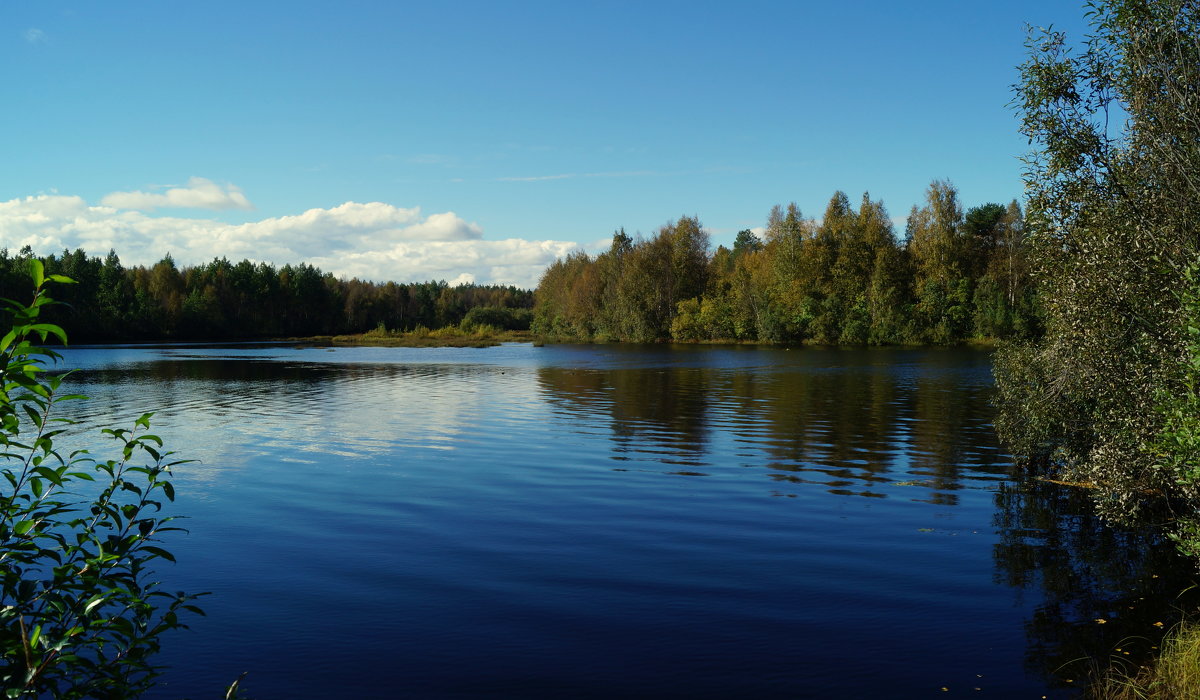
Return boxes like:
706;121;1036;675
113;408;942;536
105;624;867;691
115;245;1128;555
140;546;176;563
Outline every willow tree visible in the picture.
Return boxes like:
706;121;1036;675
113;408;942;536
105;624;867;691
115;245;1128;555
994;0;1200;552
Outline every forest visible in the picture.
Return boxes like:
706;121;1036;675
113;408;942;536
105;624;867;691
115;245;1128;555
533;180;1039;345
0;248;534;342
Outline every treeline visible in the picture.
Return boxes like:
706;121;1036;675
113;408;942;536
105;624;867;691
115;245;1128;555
533;180;1039;344
0;248;533;342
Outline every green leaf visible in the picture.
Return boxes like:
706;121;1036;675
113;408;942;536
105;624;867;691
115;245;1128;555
28;258;44;287
32;466;64;487
27;323;67;346
84;594;107;615
23;404;43;429
13;520;34;536
141;546;176;563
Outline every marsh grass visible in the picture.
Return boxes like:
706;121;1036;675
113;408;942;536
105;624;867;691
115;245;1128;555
1091;623;1200;699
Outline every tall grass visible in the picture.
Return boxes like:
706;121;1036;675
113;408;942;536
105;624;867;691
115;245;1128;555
1092;623;1200;699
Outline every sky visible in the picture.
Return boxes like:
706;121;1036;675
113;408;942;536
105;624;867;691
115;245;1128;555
2;1;1092;289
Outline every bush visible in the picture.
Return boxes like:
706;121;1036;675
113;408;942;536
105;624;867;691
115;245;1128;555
0;261;201;697
460;306;531;332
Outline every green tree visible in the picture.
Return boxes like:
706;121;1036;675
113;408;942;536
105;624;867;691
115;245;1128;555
994;0;1200;548
532;251;597;339
857;194;911;344
147;255;184;334
731;229;762;258
667;216;710;307
95;251;134;340
962;202;1010;338
615;234;673;342
762;203;813;341
907;180;973;342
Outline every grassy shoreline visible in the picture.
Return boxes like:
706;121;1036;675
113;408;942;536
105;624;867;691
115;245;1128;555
289;325;534;348
1092;622;1200;699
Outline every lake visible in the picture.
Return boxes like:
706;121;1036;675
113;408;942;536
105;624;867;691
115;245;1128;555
50;343;1196;698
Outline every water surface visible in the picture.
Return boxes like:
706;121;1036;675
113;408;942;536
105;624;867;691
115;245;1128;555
50;343;1194;698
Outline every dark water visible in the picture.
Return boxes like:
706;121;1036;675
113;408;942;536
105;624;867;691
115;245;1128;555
49;343;1197;699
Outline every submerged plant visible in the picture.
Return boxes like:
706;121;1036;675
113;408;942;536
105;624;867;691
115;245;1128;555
0;260;202;697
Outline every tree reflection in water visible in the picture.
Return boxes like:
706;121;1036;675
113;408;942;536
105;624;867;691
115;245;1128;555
535;347;1011;501
993;477;1200;690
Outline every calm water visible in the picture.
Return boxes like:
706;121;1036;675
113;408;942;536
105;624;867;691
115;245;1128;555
49;343;1196;699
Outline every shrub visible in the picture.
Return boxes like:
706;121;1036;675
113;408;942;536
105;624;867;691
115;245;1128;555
0;261;201;697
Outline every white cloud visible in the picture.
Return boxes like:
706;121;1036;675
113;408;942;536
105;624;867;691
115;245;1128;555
0;193;576;289
23;28;46;44
101;177;253;211
308;238;575;288
399;211;483;241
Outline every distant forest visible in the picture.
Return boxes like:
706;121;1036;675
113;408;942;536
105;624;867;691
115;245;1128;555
0;248;534;342
534;180;1039;344
4;178;1037;346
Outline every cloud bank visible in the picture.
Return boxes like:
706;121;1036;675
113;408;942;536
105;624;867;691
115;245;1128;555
0;192;576;289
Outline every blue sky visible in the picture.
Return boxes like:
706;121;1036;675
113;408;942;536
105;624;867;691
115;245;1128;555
2;1;1090;288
